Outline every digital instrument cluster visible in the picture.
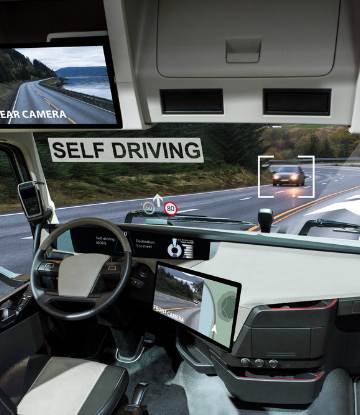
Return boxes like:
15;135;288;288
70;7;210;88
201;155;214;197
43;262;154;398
51;225;211;260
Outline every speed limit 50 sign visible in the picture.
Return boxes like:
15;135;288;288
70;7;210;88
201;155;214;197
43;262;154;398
164;201;178;216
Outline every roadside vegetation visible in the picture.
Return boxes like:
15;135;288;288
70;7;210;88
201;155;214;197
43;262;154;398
0;152;21;212
262;125;360;160
0;80;24;117
29;124;272;209
156;267;194;302
5;122;353;213
0;48;56;115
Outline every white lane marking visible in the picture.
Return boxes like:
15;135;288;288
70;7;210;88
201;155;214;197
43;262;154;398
306;199;360;216
276;191;284;193
322;183;326;184
0;212;24;218
8;84;23;124
21;236;33;240
0;187;252;217
335;180;338;182
304;186;310;188
239;197;252;200
37;82;116;115
177;209;199;213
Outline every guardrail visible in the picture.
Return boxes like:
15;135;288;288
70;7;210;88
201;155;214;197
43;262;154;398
39;81;113;105
268;158;360;165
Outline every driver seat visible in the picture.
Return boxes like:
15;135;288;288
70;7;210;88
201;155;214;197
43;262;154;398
0;354;128;415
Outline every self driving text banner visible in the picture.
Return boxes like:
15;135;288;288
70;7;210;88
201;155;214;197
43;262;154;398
48;138;204;163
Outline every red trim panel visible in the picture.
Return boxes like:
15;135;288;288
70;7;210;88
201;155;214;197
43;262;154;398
271;299;337;311
236;371;324;381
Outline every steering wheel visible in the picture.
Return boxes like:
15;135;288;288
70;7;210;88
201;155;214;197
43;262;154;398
31;217;132;321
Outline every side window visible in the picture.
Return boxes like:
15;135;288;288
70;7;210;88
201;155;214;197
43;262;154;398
0;151;33;279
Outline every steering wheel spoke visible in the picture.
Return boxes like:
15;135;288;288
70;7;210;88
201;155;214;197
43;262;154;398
31;218;132;321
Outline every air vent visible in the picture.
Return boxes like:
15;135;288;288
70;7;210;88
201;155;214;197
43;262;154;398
264;89;331;116
161;89;223;114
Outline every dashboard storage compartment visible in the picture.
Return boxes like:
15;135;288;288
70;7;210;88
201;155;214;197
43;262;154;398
176;338;216;375
232;299;337;367
210;351;325;405
252;328;310;359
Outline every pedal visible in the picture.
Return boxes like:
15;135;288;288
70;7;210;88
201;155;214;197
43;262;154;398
144;331;155;344
124;383;150;415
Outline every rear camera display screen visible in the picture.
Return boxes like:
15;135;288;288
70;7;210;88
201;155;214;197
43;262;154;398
0;40;122;129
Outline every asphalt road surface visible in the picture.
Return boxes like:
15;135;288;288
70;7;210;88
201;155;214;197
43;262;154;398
153;291;201;330
2;164;360;276
9;80;117;125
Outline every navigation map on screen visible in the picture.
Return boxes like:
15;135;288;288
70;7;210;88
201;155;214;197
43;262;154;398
153;263;241;349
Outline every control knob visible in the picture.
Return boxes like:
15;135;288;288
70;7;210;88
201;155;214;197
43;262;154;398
240;358;250;367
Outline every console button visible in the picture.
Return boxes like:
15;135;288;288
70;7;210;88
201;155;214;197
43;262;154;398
130;278;145;288
254;359;264;368
240;358;250;367
139;266;149;278
269;360;278;369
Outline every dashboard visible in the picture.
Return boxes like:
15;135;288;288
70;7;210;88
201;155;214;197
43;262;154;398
38;222;360;405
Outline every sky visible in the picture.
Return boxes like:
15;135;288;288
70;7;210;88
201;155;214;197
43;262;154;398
14;46;107;71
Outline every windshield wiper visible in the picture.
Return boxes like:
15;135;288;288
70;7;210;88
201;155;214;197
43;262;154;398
299;219;360;236
124;210;257;228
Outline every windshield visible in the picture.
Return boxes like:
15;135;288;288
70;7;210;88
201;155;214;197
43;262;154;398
277;166;298;172
32;124;360;243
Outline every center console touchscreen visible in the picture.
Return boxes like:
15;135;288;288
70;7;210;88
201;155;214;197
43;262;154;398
153;262;241;351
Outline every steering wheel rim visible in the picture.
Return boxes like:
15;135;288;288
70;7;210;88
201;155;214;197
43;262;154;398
31;217;132;321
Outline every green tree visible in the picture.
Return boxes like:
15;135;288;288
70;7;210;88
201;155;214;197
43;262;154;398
305;134;319;157
320;137;334;158
3;53;12;66
0;59;13;82
20;67;30;80
205;124;268;172
33;59;57;78
328;127;359;158
294;135;311;154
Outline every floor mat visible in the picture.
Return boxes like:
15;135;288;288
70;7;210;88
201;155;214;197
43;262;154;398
166;363;354;415
116;344;186;414
116;345;354;415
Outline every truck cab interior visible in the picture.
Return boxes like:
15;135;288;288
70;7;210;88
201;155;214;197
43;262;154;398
1;0;360;414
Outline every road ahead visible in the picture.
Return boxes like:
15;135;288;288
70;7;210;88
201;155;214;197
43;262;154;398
9;80;117;125
154;291;200;330
2;164;360;275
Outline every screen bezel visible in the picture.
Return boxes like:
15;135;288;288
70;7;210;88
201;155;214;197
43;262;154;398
153;261;242;352
0;38;122;130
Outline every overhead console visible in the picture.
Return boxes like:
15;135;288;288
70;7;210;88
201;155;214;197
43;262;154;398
157;0;339;78
1;0;358;129
0;0;359;128
121;0;360;127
